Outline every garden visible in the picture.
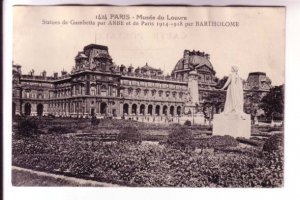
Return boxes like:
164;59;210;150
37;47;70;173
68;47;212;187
12;117;283;187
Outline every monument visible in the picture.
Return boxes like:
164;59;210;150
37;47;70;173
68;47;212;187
213;66;251;138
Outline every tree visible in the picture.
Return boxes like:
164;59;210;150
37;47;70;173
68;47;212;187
215;76;228;89
16;117;39;137
202;90;226;120
244;91;263;122
259;85;284;120
117;125;142;144
201;76;228;121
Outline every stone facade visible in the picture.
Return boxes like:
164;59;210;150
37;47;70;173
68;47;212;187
12;44;272;123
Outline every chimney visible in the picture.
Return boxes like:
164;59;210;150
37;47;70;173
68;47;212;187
42;70;46;77
183;50;190;69
61;70;67;76
128;65;133;73
29;69;35;76
54;72;58;79
205;54;210;60
120;65;127;73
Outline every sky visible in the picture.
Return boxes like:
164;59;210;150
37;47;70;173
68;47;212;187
13;6;285;85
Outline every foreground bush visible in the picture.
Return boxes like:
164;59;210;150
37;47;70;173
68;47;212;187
91;116;100;126
12;134;283;187
166;126;194;150
263;134;284;152
184;120;192;126
117;125;142;144
193;135;239;149
48;126;74;134
16;117;39;137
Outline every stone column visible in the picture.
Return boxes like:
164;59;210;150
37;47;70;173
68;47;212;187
188;70;199;106
160;105;163;116
44;103;49;116
127;103;130;116
120;103;123;117
31;103;37;116
15;101;21;115
136;104;140;116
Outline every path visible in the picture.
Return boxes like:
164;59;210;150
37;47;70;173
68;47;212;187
12;166;121;187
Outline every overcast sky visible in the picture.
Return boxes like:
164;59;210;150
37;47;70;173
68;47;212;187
13;6;285;85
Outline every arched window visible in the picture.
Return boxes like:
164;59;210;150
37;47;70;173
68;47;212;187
132;104;137;115
148;105;153;115
140;104;145;115
177;106;181;115
24;103;31;116
37;103;43;116
163;105;168;115
123;103;129;115
170;106;175;116
100;102;107;114
155;105;160;115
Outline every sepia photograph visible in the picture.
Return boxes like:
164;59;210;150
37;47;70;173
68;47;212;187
11;6;285;188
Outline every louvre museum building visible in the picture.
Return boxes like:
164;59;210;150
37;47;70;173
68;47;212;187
12;44;272;124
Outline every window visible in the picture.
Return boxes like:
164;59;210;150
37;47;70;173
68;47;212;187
151;90;156;96
159;91;163;97
144;89;148;96
128;88;132;95
25;91;30;98
136;88;141;95
172;92;177;98
91;88;95;96
101;85;107;90
166;91;170;97
179;92;183;99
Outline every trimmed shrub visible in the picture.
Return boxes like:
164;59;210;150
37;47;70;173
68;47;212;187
194;135;239;149
262;134;284;152
16;117;39;137
237;137;264;147
117;125;142;144
166;126;194;150
184;120;192;126
48;126;73;134
91;116;100;126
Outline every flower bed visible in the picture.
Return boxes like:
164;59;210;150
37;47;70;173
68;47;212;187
12;134;283;187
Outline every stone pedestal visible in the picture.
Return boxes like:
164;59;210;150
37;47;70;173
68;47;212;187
213;113;251;138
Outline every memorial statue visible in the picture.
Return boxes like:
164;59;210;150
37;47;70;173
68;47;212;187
220;66;244;116
213;66;250;138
